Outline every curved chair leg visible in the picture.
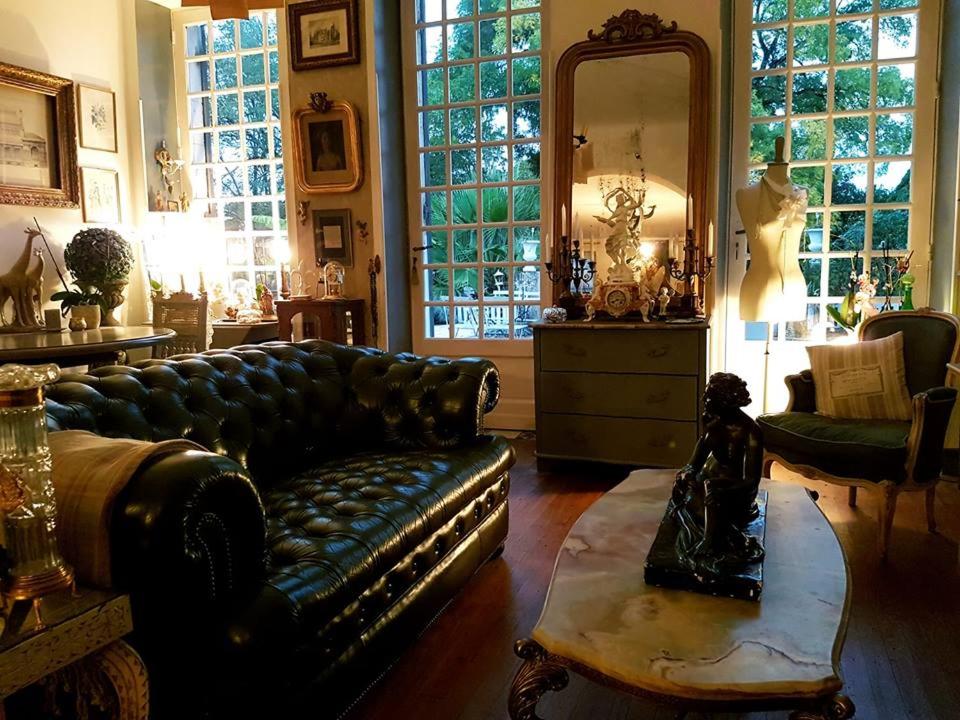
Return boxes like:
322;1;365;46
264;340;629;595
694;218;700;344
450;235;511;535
878;485;899;562
925;485;937;533
848;487;857;507
762;455;775;479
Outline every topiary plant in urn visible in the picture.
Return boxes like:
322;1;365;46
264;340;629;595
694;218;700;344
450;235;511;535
63;228;134;326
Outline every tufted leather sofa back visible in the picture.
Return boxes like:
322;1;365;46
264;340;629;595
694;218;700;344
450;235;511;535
44;340;501;485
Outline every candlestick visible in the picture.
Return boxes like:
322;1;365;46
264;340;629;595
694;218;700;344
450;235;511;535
708;221;714;257
561;203;568;237
687;195;694;230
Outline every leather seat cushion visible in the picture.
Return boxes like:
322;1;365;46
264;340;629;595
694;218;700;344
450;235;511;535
759;412;910;483
251;435;513;649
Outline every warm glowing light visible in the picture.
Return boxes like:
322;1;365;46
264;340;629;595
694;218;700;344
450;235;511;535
638;242;655;260
274;237;292;265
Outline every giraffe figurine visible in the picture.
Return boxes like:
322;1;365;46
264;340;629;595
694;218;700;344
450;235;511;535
0;230;44;331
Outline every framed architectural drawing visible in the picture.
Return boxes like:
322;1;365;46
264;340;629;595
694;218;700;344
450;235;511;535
288;0;360;71
0;61;79;208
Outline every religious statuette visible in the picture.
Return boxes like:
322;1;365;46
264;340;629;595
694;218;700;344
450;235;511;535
644;372;767;601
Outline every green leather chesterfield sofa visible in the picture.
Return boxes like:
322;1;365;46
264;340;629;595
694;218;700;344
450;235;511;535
44;341;514;718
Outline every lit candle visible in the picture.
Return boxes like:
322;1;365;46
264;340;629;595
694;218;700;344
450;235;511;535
708;222;714;257
687;195;694;231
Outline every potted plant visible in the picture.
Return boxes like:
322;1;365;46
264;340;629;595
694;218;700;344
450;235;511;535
50;286;103;329
63;228;134;326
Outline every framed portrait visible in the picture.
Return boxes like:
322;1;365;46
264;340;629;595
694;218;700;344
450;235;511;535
0;62;79;208
294;96;363;193
80;167;121;224
77;84;117;152
288;0;360;71
312;208;354;268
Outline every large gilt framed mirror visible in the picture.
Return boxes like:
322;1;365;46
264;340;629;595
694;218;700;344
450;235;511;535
552;12;711;313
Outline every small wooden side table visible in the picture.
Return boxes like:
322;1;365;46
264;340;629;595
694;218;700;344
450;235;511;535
0;589;148;719
276;298;366;346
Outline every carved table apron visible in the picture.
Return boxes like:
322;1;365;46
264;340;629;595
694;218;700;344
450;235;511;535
0;590;148;719
509;469;854;719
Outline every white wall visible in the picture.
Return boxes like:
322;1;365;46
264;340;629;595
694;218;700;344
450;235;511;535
0;0;148;326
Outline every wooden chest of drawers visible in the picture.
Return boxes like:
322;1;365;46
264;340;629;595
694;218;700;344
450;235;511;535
533;321;709;468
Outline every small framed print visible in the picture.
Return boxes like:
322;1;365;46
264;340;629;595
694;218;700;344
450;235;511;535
288;0;360;71
80;167;121;224
77;84;117;152
312;208;353;268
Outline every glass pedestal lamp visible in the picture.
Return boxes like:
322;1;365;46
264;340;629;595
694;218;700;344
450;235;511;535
0;363;74;628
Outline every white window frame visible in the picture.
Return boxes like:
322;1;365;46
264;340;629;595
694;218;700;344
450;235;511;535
170;6;288;297
401;0;547;356
725;0;940;350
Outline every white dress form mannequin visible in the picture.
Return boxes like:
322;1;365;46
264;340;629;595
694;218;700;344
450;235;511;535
736;138;808;321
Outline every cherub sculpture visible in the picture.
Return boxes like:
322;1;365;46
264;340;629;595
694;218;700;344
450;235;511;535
669;372;765;578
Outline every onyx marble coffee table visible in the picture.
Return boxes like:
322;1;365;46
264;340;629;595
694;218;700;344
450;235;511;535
509;469;854;719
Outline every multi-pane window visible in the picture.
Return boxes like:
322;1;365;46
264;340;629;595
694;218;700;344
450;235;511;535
183;10;286;295
414;0;543;339
748;0;919;341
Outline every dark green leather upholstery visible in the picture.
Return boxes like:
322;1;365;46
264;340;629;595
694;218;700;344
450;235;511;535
861;312;957;396
43;340;514;718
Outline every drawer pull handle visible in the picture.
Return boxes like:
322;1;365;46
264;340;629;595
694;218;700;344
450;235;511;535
646;345;671;359
564;388;586;401
649;435;671;448
646;391;670;404
562;343;588;358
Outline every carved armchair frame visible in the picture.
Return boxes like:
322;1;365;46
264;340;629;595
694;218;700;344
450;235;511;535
762;308;960;561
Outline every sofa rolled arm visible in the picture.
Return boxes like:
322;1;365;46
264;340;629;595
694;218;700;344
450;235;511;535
110;449;266;612
343;353;502;451
905;386;958;484
785;369;817;412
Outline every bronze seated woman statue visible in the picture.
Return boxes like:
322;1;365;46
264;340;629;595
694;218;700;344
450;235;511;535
645;372;767;600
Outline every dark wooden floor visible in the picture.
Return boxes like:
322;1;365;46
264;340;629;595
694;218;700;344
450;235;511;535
345;438;960;720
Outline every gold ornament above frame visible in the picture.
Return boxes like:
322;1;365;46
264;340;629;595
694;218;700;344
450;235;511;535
0;61;79;209
293;92;363;194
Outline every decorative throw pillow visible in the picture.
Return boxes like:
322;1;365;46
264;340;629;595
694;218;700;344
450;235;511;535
806;332;913;421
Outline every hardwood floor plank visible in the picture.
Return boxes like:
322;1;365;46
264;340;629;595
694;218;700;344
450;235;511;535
345;440;960;720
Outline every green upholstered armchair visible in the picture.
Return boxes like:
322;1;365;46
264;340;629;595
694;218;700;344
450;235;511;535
759;309;960;561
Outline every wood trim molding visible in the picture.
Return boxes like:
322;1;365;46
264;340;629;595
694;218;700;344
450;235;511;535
550;12;711;306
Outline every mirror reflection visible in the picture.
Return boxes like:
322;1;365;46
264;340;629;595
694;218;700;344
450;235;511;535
571;51;691;293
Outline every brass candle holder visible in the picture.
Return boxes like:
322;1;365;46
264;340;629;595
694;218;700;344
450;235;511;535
667;229;714;318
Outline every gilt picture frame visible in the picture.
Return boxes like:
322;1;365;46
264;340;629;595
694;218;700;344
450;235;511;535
293;96;363;193
0;61;79;209
77;84;117;153
288;0;360;71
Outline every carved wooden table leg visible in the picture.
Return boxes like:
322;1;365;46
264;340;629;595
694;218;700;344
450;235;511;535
508;639;569;720
42;639;148;720
789;693;856;719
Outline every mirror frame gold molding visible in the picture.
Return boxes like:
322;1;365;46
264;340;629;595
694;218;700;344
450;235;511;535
552;11;711;307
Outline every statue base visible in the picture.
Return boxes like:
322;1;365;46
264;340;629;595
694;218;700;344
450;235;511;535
644;490;767;602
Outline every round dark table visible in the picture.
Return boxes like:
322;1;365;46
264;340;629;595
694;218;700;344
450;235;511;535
0;327;176;366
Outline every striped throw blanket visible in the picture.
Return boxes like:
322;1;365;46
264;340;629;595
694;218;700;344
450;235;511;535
49;430;205;589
